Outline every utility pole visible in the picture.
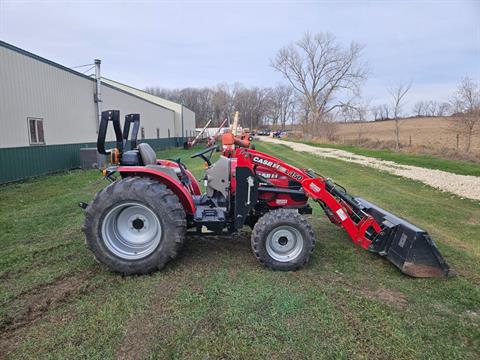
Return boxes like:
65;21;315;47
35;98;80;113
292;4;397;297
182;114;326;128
181;103;185;142
94;59;102;131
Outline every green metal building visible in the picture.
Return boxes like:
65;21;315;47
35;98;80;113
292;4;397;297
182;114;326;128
0;40;196;184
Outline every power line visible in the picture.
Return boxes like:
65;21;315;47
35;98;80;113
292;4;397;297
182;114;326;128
71;63;95;69
81;66;95;74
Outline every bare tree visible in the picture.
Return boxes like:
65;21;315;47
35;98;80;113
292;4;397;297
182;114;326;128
271;32;367;135
437;102;451;116
212;83;235;124
341;101;369;141
426;100;440;117
450;77;480;152
268;85;295;130
413;101;426;117
388;82;412;149
377;104;391;120
178;87;215;125
354;102;369;141
233;85;270;130
371;105;381;121
145;86;216;126
340;105;356;123
318;113;338;141
296;96;312;134
412;99;452;118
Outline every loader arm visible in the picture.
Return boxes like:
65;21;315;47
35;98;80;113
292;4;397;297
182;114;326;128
236;148;450;277
237;148;379;249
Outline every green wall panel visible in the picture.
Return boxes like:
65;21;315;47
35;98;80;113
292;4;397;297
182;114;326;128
0;137;184;184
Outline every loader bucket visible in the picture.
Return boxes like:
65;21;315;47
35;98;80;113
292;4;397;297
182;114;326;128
355;197;451;278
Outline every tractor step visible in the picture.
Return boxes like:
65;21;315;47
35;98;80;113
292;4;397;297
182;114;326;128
355;197;451;278
194;205;227;232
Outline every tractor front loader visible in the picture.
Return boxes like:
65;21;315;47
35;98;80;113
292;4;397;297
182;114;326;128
81;110;450;277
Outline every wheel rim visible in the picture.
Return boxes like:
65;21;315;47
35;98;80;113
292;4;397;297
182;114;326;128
265;225;304;262
101;202;162;260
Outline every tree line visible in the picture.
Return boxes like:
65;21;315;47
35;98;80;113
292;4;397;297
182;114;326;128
145;83;296;131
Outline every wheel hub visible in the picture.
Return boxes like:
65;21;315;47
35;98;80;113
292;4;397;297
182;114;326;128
101;202;162;259
278;236;288;246
266;226;304;262
132;217;145;231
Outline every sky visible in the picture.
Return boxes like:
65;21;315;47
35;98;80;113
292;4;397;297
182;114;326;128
0;0;479;111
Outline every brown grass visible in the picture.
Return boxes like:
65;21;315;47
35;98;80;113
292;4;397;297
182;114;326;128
333;116;480;153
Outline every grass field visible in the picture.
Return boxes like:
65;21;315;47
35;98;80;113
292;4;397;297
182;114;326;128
1;143;479;359
290;139;480;177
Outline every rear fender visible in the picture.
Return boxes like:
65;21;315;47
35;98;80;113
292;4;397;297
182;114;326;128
118;166;195;214
157;159;201;195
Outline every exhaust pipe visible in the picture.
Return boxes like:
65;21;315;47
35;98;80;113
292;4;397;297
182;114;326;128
355;197;451;278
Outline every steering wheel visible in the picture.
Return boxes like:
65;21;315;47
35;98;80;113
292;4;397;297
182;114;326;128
167;157;191;185
191;145;218;166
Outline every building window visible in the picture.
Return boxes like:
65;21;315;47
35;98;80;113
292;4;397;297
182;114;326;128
156;128;160;139
28;118;45;145
141;127;145;140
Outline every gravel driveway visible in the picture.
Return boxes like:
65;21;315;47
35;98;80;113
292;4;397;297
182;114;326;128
260;137;480;201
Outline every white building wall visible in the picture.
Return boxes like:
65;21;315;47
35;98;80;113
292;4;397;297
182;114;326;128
101;78;196;138
102;85;175;142
0;45;97;148
0;43;176;148
182;106;196;138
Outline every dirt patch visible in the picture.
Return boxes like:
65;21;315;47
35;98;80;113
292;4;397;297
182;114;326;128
466;215;479;225
262;137;480;201
0;270;98;357
464;310;479;321
362;287;407;308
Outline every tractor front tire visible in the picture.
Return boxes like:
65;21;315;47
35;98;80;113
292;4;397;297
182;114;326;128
251;209;315;271
83;177;186;275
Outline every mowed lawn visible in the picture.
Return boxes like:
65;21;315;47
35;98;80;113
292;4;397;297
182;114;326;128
0;142;479;359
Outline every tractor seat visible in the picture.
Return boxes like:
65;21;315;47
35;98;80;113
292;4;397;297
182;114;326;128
138;143;157;165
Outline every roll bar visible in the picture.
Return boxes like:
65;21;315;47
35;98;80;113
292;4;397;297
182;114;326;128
97;110;141;155
123;113;140;150
97;110;123;155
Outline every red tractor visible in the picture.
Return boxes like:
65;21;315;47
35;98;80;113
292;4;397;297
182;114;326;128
81;110;450;277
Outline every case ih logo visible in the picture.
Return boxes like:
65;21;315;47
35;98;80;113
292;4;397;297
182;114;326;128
257;172;279;179
253;156;303;181
253;156;280;169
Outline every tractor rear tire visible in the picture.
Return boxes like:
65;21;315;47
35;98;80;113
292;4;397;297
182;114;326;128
251;209;315;271
83;177;186;275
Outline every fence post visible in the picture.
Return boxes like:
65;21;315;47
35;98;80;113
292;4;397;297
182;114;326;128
456;133;459;150
409;135;412;147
